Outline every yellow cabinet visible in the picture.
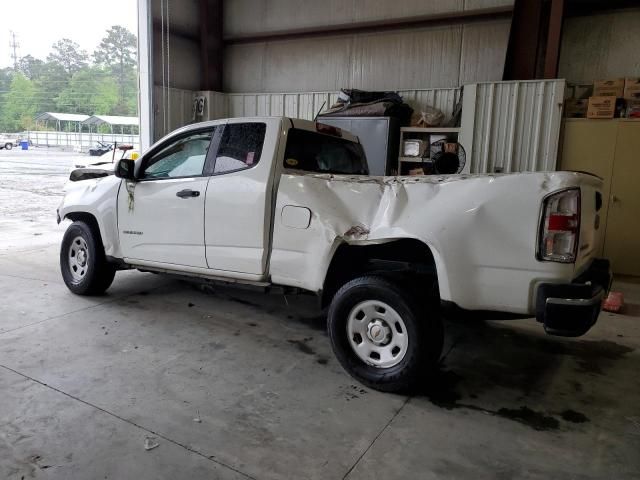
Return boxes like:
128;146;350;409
560;119;640;276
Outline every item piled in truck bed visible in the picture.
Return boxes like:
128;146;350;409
319;89;413;125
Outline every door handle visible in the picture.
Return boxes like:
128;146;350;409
176;189;200;198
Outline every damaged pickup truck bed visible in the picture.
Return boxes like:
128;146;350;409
57;116;611;392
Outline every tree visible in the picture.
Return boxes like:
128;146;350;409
0;74;39;131
94;26;138;114
0;67;13;100
17;55;45;80
0;26;139;128
34;61;69;113
0;68;14;131
94;26;137;71
47;39;89;76
56;67;118;114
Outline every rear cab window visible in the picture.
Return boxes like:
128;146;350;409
213;123;266;174
283;128;368;175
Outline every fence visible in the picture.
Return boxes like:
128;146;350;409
23;131;140;152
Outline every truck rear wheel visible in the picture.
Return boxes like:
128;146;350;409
327;275;443;393
4;143;12;150
60;221;116;295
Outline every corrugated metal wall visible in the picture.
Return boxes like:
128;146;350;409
559;9;640;83
153;86;196;139
222;0;512;93
223;22;511;93
148;0;513;139
152;87;461;140
225;88;461;122
223;0;513;35
460;80;565;173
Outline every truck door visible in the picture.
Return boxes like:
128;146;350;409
204;119;280;277
118;126;218;268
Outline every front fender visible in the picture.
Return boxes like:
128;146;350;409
58;176;122;258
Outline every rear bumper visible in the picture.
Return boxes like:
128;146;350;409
536;258;612;337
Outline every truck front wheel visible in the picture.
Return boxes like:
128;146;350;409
327;276;443;393
60;221;116;295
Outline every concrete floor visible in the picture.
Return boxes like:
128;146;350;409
1;151;639;479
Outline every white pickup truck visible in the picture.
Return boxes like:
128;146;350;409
57;117;611;392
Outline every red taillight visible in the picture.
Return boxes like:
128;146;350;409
316;123;342;137
547;213;579;232
538;189;581;263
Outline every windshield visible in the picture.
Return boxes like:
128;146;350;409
283;128;368;175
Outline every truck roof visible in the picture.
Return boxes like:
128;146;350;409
172;116;360;144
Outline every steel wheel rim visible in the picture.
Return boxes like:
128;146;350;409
346;300;409;368
68;236;89;283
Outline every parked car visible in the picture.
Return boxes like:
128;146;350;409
56;117;611;392
88;141;114;156
0;135;17;150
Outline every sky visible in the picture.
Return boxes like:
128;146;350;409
1;0;138;68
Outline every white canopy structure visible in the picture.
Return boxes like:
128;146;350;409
82;115;140;134
34;112;91;132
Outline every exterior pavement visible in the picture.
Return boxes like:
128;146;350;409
1;150;639;479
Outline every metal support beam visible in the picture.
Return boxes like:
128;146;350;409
224;7;513;45
139;0;154;151
503;0;544;80
200;0;223;91
543;0;565;79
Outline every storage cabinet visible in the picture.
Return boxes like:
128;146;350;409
560;119;640;276
396;127;461;175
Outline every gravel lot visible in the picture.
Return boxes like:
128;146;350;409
0;148;89;251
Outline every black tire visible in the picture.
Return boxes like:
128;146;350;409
5;143;12;150
327;275;443;393
60;221;116;295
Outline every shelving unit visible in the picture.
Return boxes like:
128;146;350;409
395;126;461;175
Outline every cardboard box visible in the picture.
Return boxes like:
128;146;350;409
624;78;640;100
587;96;616;119
626;99;640;119
593;78;625;97
565;98;588;118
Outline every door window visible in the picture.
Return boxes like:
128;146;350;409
142;130;214;179
213;123;267;174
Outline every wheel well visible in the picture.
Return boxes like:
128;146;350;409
65;212;104;246
321;239;439;308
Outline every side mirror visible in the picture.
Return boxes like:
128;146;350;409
115;158;136;180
